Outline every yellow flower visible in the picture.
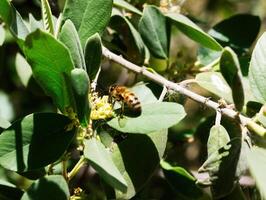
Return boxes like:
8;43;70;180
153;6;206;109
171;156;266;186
90;93;114;120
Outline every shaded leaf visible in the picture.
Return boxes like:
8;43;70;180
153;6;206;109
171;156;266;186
21;175;70;200
249;32;266;103
139;5;168;59
220;47;244;111
196;72;232;103
199;138;241;199
247;147;266;200
84;138;127;192
0;113;75;172
167;13;222;51
209;14;260;52
62;0;112;46
23;29;75;113
59;20;86;70
112;129;168;199
110;14;146;65
0;118;10;131
108;102;186;134
161;160;206;200
113;0;142;15
70;68;90;127
29;14;43;32
84;33;102;80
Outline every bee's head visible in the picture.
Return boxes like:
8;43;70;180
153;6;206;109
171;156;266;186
109;85;117;93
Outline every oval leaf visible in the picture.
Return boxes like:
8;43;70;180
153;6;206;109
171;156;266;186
59;20;86;70
84;138;127;192
23;29;75;113
196;72;232;103
0;113;75;172
108;102;186;134
167;13;222;51
21;175;70;200
62;0;112;46
220;47;244;111
139;5;168;59
84;33;102;80
249;32;266;103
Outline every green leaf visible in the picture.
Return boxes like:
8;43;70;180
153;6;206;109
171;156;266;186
110;14;146;65
209;14;261;52
0;113;75;172
108;102;186;134
84;138;127;192
62;0;112;46
199;138;241;199
84;33;102;80
196;72;232;103
112;129;168;199
161;160;206;200
41;0;54;35
247;147;266;200
113;0;142;15
23;29;75;113
15;53;32;87
70;68;90;126
139;5;168;59
21;175;70;200
220;47;244;111
0;25;5;46
59;19;86;70
207;125;230;157
249;32;266;103
0;0;29;41
167;13;222;51
197;47;221;66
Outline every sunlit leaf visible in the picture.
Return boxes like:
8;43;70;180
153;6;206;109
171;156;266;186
113;0;142;15
247;147;266;200
196;72;232;103
62;0;112;46
249;32;266;103
59;19;86;70
167;13;222;51
23;29;75;113
15;53;32;87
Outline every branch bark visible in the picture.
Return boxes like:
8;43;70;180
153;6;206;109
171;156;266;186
102;46;266;137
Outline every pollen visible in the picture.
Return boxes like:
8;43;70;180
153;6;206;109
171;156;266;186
89;93;114;120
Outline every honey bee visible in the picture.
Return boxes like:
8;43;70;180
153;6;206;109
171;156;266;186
109;85;141;116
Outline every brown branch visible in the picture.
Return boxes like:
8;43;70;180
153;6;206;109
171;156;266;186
102;46;266;137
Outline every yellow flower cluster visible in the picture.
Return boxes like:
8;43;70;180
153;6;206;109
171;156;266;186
90;93;114;120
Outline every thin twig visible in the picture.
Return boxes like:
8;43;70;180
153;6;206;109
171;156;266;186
101;46;266;136
159;86;168;102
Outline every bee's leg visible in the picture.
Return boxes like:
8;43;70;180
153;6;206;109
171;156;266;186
120;102;125;118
